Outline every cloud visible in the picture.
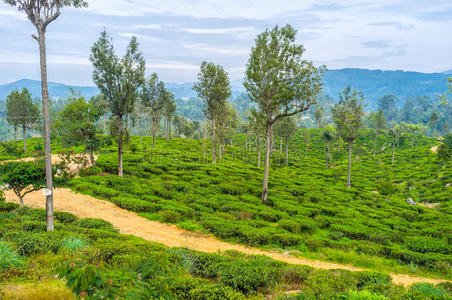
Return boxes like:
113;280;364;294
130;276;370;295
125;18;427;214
0;50;90;66
0;8;27;21
183;43;249;55
119;33;162;42
182;27;256;35
86;0;318;19
148;61;199;70
361;40;392;49
367;21;414;31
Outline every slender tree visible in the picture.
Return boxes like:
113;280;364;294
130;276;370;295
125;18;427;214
4;0;88;231
142;73;170;148
244;25;324;203
314;106;324;128
275;117;297;166
193;62;231;164
377;95;398;122
90;31;145;177
55;96;102;166
389;124;403;165
6;88;40;152
322;125;336;168
249;113;266;168
429;112;439;137
332;86;364;189
163;96;176;142
369;109;387;156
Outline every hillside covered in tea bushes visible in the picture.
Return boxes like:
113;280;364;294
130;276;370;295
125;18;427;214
62;129;452;280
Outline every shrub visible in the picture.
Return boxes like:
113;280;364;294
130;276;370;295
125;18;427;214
0;202;19;212
377;182;397;196
79;166;102;177
0;241;24;270
409;283;451;300
189;284;245;300
55;212;78;224
218;258;281;295
159;210;182;223
61;237;88;253
8;232;61;256
74;218;118;233
405;236;450;254
278;219;301;233
346;290;388;299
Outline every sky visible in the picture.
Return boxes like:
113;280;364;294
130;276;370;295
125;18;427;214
0;0;451;86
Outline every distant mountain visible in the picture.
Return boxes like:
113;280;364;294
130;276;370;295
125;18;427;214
0;79;99;100
442;69;452;75
1;68;450;108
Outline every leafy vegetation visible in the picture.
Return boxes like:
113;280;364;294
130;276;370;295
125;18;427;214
61;129;451;280
0;206;450;299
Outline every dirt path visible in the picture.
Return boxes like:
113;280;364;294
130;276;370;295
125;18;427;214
5;188;449;287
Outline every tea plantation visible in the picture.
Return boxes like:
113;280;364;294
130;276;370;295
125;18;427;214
66;129;452;280
1;200;452;299
1;129;451;299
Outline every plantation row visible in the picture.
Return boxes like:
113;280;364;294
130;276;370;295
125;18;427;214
1;196;452;299
66;131;451;279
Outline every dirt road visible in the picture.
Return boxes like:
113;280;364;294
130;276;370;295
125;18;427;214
5;188;449;287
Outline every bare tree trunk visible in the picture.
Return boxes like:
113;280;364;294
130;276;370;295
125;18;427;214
14;126;17;141
152;115;157;149
245;133;248;151
166;118;169;142
17;194;24;207
218;141;222;160
305;144;308;157
280;136;283;154
168;118;172;141
285;137;289;166
347;141;353;189
373;129;377;156
118;116;124;177
211;119;216;164
139;118;143;144
203;117;206;159
262;124;272;203
38;32;54;232
23;124;27;153
325;139;329;169
392;137;395;165
257;138;261;167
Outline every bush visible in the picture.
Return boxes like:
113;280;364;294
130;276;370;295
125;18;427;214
346;290;388;299
61;237;88;253
405;236;450;254
74;218;118;233
218;258;281;294
8;232;62;256
55;212;78;224
0;202;19;212
159;210;182;223
0;241;24;270
189;284;245;300
409;283;451;300
79;166;102;177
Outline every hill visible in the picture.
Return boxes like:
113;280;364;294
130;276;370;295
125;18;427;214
1;68;450;107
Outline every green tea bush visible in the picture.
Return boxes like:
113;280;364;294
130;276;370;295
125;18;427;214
346;290;388;299
61;237;88;253
74;218;118;233
0;241;24;271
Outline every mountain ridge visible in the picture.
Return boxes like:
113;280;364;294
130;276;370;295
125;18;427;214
1;68;450;108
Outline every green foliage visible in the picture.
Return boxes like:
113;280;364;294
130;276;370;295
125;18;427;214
61;237;88;253
0;241;24;271
74;218;118;233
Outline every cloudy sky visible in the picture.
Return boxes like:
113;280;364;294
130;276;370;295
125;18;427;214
0;0;451;85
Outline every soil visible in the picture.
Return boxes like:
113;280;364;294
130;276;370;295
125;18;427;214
4;188;450;287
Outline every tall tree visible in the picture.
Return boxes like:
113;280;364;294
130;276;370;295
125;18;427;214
55;96;102;166
389;124;403;165
314;106;324;128
322;125;336;168
244;25;324;203
4;0;88;231
217;103;239;158
369;109;387;156
193;62;231;164
429;112;439;137
377;95;398;122
274;117;297;166
249;113;266;168
6;88;40;152
163;96;176;142
90;31;145;177
332;86;364;189
142;73;171;148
